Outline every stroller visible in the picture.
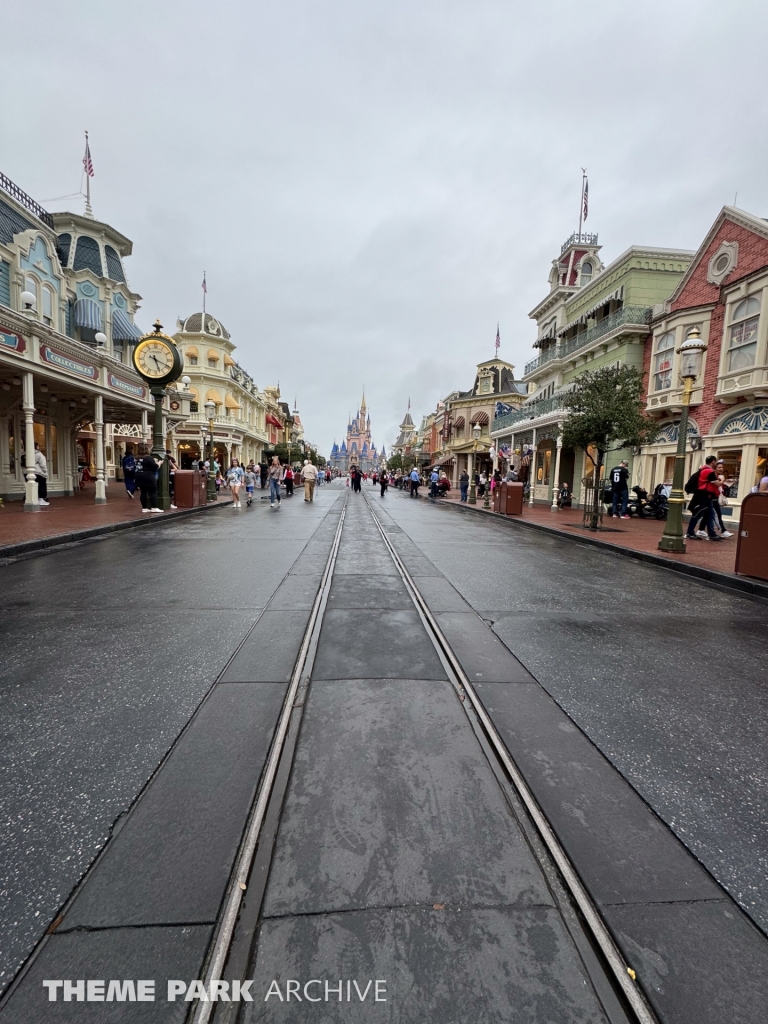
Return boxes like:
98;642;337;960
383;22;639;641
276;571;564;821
627;485;668;520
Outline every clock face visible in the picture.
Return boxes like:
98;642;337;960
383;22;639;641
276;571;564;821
134;339;176;380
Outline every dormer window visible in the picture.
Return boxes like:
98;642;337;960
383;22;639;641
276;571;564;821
580;261;593;286
73;236;103;276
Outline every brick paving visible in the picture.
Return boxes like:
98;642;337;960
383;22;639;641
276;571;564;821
423;488;740;576
0;482;232;549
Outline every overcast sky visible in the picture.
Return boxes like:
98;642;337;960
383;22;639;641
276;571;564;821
4;0;768;454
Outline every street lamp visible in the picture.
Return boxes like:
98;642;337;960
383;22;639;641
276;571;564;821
204;399;217;502
658;327;707;553
468;423;481;504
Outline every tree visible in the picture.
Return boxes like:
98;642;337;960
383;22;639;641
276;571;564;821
561;365;658;531
386;452;416;473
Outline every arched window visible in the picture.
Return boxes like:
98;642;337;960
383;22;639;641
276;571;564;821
23;275;38;309
105;245;126;283
728;297;760;371
653;332;675;391
580;261;593;286
73;236;103;275
56;233;71;268
42;286;54;326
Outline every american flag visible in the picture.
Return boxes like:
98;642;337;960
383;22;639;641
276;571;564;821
582;177;588;221
83;134;94;177
202;272;207;294
495;323;500;352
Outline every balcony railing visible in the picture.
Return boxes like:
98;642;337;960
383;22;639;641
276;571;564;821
560;231;598;254
0;171;55;230
523;305;651;378
492;394;566;433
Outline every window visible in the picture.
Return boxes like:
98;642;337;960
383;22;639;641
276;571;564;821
728;296;760;371
754;448;767;490
24;275;38;308
653;332;675;390
580;261;593;285
208;358;218;368
104;245;126;283
42;286;54;326
188;356;198;365
73;236;103;276
56;233;71;268
717;449;742;498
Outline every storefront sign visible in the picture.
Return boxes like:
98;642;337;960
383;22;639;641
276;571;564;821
41;345;98;380
0;327;26;353
108;373;146;400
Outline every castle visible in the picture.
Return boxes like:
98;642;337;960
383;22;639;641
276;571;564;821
328;393;384;473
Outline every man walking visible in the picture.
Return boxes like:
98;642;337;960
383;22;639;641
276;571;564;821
34;442;49;506
460;468;469;502
122;445;137;499
429;467;439;499
686;456;722;541
610;460;630;519
268;456;283;508
301;459;318;502
409;466;420;498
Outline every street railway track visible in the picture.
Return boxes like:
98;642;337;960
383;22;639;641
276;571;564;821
194;490;658;1024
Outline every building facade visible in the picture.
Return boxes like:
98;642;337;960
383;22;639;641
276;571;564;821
1;172;152;505
329;394;380;472
638;206;768;525
491;232;693;506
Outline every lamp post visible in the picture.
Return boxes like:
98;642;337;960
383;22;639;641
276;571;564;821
468;423;481;504
204;399;217;502
658;327;707;553
484;444;495;508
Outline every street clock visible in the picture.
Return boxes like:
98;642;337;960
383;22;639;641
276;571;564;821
132;320;183;386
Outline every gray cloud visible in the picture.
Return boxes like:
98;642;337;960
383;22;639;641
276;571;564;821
4;0;767;452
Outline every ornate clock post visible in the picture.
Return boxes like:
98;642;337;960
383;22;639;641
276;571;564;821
132;320;183;511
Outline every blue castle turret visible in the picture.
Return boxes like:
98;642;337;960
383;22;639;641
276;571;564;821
328;391;380;474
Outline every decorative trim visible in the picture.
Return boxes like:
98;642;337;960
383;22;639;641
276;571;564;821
651;418;700;444
714;405;768;435
707;242;738;285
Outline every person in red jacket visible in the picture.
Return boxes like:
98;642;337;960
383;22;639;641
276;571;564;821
686;456;722;541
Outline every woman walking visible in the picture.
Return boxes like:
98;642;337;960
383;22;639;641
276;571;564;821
379;469;389;497
284;465;295;497
227;459;245;508
136;452;162;513
269;456;284;509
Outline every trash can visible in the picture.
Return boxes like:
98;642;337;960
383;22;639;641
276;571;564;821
501;482;524;515
735;493;768;581
493;483;504;512
174;470;205;508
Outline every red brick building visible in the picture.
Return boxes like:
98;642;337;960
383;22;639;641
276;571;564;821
640;206;768;524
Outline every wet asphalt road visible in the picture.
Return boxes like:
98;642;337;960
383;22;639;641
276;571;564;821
375;487;768;935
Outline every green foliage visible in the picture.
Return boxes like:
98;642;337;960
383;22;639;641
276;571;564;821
561;365;658;463
386;453;416;473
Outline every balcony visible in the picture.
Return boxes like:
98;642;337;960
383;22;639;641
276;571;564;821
524;306;651;378
560;232;598;254
492;395;566;433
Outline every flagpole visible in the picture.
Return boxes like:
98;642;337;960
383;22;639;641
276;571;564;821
84;131;93;219
578;168;586;241
202;271;206;315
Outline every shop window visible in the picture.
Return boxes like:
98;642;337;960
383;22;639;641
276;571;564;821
728;296;760;371
536;447;553;485
717;449;742;498
754;448;768;490
653;332;675;390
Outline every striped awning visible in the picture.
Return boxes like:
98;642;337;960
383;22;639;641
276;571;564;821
266;414;283;429
207;349;220;361
559;286;625;334
453;415;466;428
225;393;242;410
470;411;489;425
224;355;236;367
74;298;102;331
206;389;222;404
185;345;199;357
112;308;142;341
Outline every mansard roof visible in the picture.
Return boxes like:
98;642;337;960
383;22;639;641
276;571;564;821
180;312;231;340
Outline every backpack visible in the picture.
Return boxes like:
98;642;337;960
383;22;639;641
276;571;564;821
684;470;700;495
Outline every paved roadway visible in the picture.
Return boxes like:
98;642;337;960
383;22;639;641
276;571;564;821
1;479;767;1023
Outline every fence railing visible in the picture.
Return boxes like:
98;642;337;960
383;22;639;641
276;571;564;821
0;172;55;229
492;394;566;433
523;305;651;377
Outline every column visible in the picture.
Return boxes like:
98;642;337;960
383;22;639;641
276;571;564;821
22;372;39;512
141;409;150;447
94;394;106;503
528;428;537;506
551;430;563;512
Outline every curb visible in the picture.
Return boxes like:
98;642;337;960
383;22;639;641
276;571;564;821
429;496;768;602
0;499;233;564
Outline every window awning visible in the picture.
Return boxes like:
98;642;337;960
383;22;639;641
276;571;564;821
266;413;283;429
206;389;222;403
225;393;242;410
470;411;489;425
111;308;142;341
453;415;466;428
74;298;102;331
559;286;625;334
224;355;236;367
185;345;199;357
187;386;199;400
207;348;219;361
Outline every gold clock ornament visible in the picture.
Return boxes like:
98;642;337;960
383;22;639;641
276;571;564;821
133;320;183;386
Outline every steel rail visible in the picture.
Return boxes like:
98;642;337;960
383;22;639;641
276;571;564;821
191;495;348;1024
364;493;658;1024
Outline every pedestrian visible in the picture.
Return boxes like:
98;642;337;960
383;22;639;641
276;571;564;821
460;468;469;502
686;456;722;541
136;452;162;512
268;456;283;508
165;450;179;508
33;442;50;506
506;466;519;482
477;472;487;498
380;469;389;497
284;464;295;496
122;445;137;499
557;482;573;508
260;462;268;489
610;460;630;519
711;461;734;538
492;468;503;492
429;467;439;499
409;466;420;498
351;466;362;493
301;458;318;501
244;465;257;505
226;459;245;508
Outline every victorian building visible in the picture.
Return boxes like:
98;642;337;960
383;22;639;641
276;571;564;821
491;231;693;507
1;171;152;505
329;393;380;472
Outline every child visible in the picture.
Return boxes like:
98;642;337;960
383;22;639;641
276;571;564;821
244;466;257;506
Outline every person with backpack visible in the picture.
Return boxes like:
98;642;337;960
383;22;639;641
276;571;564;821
685;456;722;541
122;445;137;499
610;461;630;518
